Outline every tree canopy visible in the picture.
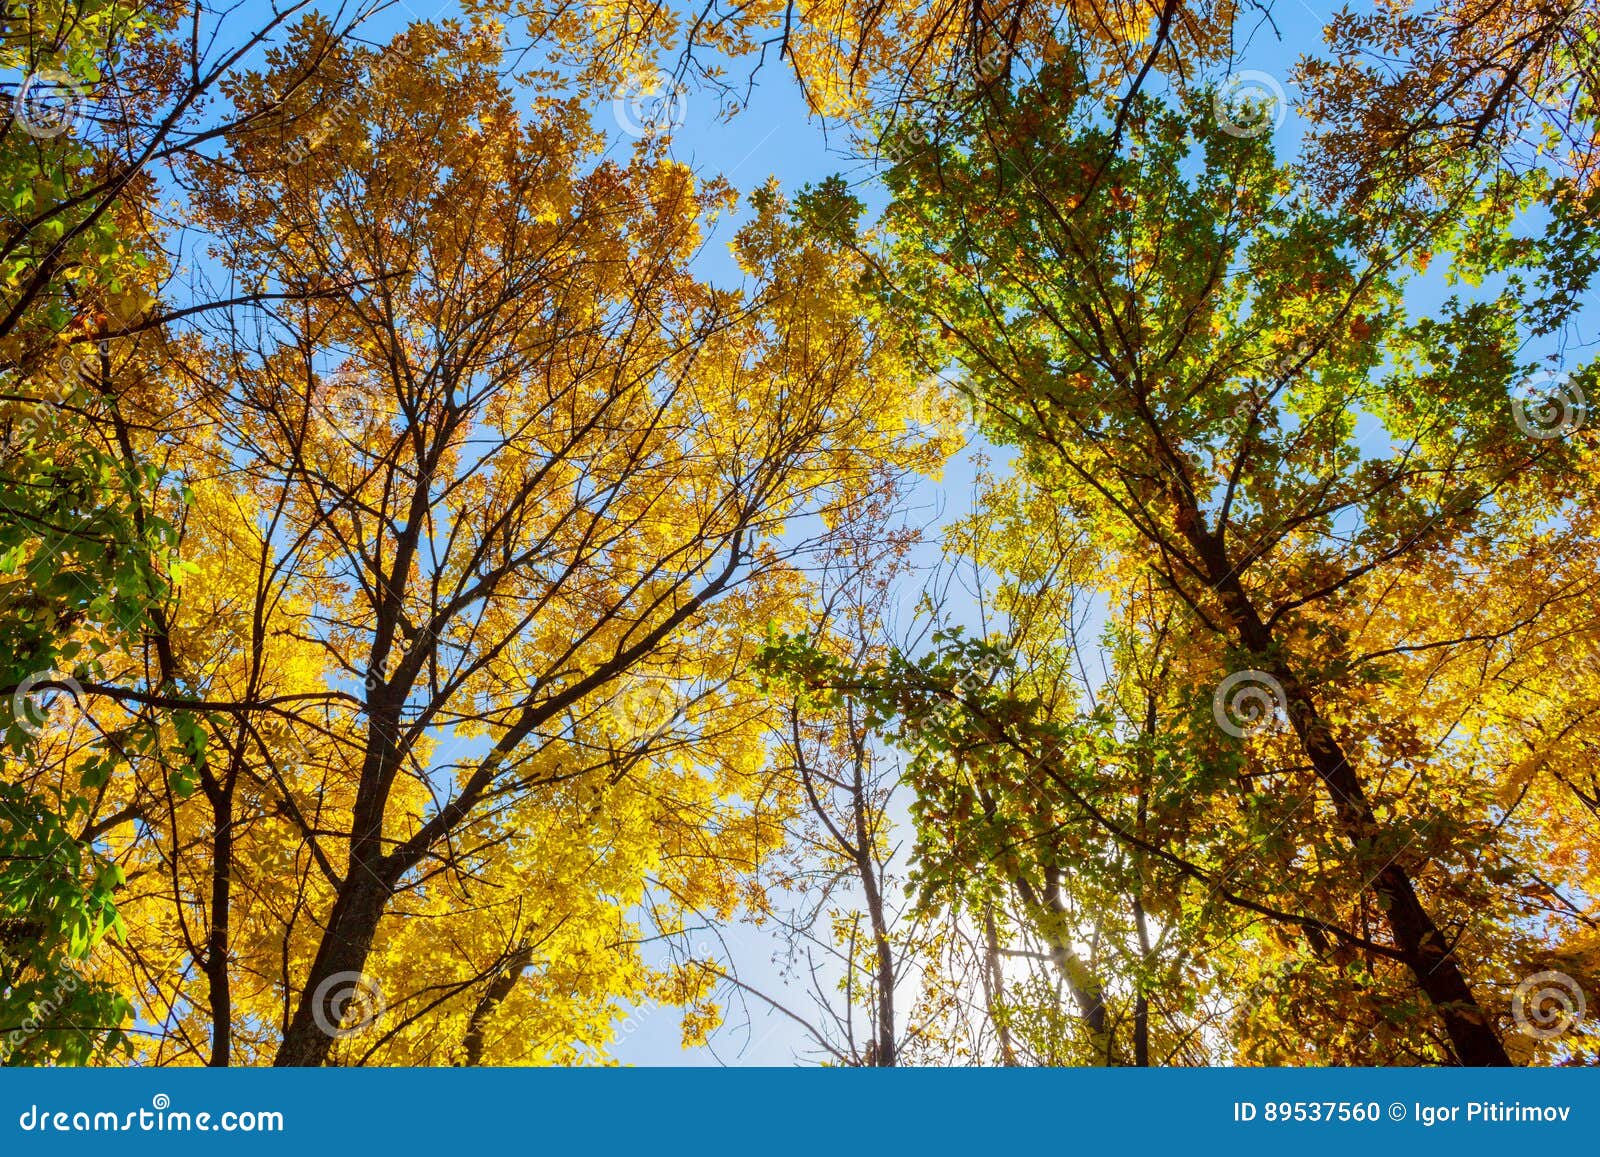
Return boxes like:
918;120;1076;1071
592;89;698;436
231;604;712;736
2;0;1596;1067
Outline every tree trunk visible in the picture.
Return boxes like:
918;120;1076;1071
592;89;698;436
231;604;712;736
981;904;1020;1066
273;871;393;1066
201;726;246;1067
1192;528;1510;1066
203;797;233;1067
1131;894;1151;1067
1016;869;1117;1064
275;691;405;1066
852;774;896;1066
461;945;535;1066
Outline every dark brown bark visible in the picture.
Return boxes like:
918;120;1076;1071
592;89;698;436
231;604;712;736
1189;526;1510;1066
274;542;748;1066
202;791;234;1067
461;946;535;1066
275;871;394;1066
1131;895;1151;1068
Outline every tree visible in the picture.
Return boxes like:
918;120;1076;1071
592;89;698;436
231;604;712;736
771;48;1600;1064
43;18;942;1065
7;0;1598;1070
464;0;1237;123
0;0;191;1064
753;503;943;1066
1299;0;1599;205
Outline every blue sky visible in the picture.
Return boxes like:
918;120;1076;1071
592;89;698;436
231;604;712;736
161;0;1594;1064
586;3;1329;1066
359;0;1381;1066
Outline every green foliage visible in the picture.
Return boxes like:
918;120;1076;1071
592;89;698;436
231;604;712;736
0;782;130;1065
1;0;188;1065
